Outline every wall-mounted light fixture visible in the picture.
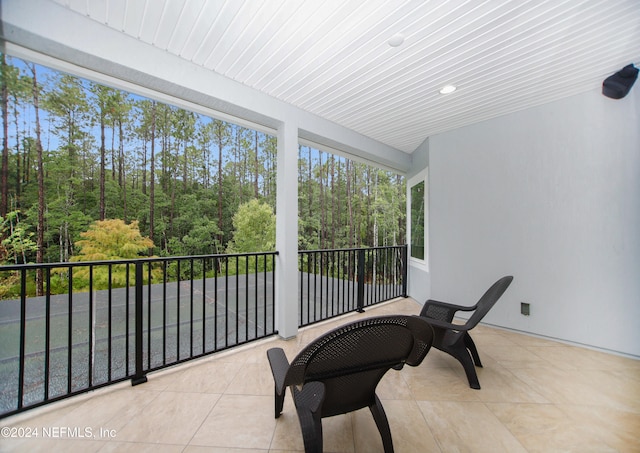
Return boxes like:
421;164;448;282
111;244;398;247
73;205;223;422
603;64;638;99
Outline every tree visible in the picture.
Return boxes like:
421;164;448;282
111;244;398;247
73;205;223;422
168;217;222;257
0;56;406;273
70;219;156;290
44;73;90;181
72;219;154;261
213;119;230;243
226;199;275;273
89;83;116;220
1;53;10;218
0;210;37;264
227;199;275;253
29;63;46;295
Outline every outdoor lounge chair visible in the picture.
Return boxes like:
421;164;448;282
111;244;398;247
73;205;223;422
266;315;434;453
418;275;513;389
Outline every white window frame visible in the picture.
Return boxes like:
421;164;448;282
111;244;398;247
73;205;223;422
407;169;429;271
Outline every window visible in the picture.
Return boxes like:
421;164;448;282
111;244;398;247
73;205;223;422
410;181;425;260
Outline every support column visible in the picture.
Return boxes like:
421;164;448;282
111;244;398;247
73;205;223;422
275;119;299;339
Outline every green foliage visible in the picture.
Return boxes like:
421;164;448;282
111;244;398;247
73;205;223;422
1;56;406;277
69;219;157;290
0;211;38;264
227;199;275;253
225;200;276;273
72;219;153;260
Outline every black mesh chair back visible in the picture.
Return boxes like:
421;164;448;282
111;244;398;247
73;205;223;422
267;315;434;452
465;276;514;329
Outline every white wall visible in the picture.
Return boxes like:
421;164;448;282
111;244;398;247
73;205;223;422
428;86;640;358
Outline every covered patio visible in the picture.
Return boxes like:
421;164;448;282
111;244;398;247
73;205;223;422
1;1;640;451
2;297;639;452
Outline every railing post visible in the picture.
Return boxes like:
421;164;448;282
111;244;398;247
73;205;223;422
17;268;27;410
132;261;147;386
402;244;408;297
357;248;365;313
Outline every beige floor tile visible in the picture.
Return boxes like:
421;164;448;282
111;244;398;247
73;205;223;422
115;391;220;444
418;400;527;453
526;344;629;370
318;414;355;453
185;446;269;452
98;441;185;452
0;437;106;453
376;368;414;401
352;399;440;453
164;359;243;394
488;402;617;452
577;369;640;413
420;350;461;369
403;365;482;402
559;404;640;452
481;343;546;365
189;394;275;449
3;299;639;453
270;397;305;451
498;330;563;348
510;366;639;411
474;366;550;404
224;361;274;396
1;398;85;431
225;338;287;364
61;387;162;432
470;332;520;349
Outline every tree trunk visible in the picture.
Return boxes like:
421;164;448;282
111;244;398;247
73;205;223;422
149;102;156;251
308;147;312;240
254;130;259;197
141;136;147;196
120;119;127;221
217;123;223;244
111;121;116;181
1;54;9;218
319;151;325;249
346;159;353;248
13;96;21;204
330;156;335;249
182;140;188;192
99;104;106;220
31;64;45;295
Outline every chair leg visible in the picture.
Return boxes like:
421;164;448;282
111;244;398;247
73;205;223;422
445;343;481;389
464;333;483;367
293;382;325;453
275;385;285;418
369;394;394;453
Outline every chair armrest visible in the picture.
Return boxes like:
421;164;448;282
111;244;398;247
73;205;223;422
267;347;291;394
420;299;475;322
421;317;472;332
293;381;325;414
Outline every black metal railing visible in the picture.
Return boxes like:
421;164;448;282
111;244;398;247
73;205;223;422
0;252;277;418
0;245;408;418
298;245;408;326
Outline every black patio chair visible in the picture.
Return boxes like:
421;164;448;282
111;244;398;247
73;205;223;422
267;315;434;453
418;275;513;389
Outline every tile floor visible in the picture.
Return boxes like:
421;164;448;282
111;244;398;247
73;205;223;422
1;298;639;452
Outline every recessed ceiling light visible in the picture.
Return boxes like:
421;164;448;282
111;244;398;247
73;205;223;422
439;84;457;94
388;33;405;47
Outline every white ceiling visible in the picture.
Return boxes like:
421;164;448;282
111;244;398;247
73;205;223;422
50;0;640;153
